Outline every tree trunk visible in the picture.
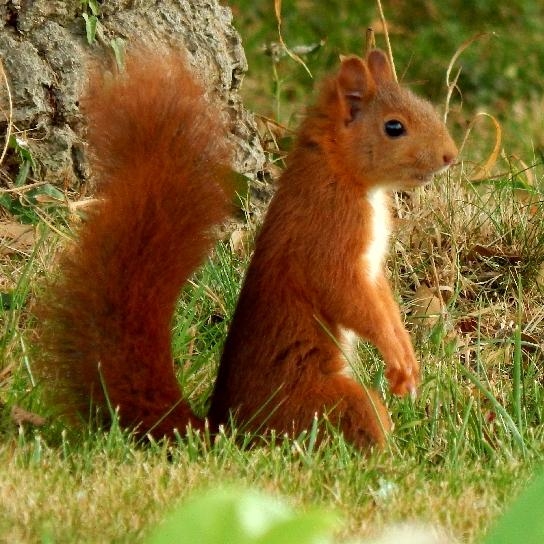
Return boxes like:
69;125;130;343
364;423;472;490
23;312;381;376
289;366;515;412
0;0;264;191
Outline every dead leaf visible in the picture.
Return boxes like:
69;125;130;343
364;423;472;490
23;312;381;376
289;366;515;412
10;405;46;427
412;284;444;327
0;221;35;254
230;229;249;255
462;112;502;181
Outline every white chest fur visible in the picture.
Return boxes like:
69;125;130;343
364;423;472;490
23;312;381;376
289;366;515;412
362;188;391;281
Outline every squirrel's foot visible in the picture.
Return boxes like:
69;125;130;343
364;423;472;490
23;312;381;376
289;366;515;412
384;337;420;397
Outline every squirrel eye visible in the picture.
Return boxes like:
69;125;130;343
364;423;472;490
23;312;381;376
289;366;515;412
384;119;406;138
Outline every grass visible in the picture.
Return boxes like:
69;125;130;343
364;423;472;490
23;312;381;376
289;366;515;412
1;170;542;542
230;0;544;157
1;0;544;542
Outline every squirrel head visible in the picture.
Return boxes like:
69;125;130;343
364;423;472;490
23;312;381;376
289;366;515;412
305;49;458;190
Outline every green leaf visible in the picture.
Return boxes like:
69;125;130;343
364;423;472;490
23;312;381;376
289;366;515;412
0;292;13;310
0;184;64;224
484;471;544;544
82;13;98;44
14;160;31;187
9;135;34;164
148;487;337;544
88;0;100;16
256;513;337;544
8;135;36;186
27;183;65;203
0;193;16;214
110;38;126;70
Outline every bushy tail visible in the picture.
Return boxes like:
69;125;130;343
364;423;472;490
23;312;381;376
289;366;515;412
37;49;233;438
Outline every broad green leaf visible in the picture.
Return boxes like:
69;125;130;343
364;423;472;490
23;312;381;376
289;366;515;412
484;471;544;544
148;487;337;544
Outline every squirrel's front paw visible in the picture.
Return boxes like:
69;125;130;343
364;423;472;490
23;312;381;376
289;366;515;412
385;352;420;397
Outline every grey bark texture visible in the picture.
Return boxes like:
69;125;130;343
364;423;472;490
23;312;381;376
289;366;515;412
0;0;265;190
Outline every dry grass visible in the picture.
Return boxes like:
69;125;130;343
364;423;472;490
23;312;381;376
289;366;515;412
1;3;543;541
1;157;542;542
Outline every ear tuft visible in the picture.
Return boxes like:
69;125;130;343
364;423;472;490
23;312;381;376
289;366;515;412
366;49;394;84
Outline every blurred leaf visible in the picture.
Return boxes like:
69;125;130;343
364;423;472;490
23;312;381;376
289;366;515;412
14;159;31;187
110;38;126;69
8;135;34;164
148;487;337;544
28;183;65;204
0;184;65;224
0;292;13;310
484;471;544;544
82;13;98;44
8;135;36;187
87;0;100;16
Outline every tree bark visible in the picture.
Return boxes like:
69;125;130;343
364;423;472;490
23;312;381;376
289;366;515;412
0;0;264;190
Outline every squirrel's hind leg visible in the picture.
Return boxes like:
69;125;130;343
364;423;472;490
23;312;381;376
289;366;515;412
306;374;391;449
265;372;391;450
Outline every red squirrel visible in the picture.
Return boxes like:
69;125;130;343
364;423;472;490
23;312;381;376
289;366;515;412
37;47;457;449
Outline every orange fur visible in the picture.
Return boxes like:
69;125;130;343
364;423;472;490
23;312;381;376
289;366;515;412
209;51;457;448
37;50;233;438
37;48;457;449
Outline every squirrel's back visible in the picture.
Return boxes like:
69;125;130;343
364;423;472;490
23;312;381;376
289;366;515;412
37;49;233;437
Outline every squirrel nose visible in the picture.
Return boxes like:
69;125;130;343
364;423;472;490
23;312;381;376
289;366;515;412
443;152;456;166
442;140;459;166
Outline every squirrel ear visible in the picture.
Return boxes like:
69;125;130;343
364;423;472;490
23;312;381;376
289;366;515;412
366;49;394;84
336;55;375;124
